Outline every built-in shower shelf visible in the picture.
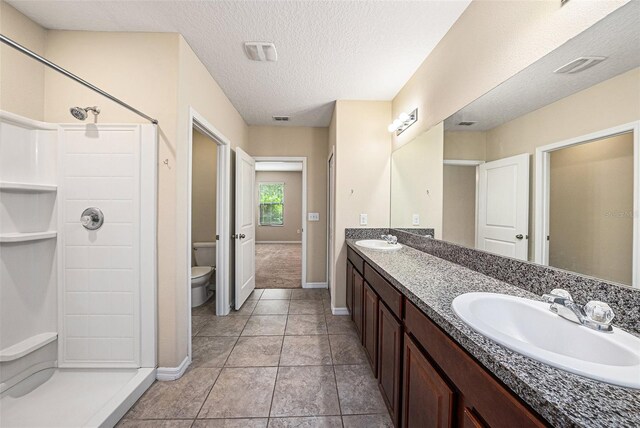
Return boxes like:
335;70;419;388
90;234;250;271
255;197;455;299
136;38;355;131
0;181;57;192
0;231;57;243
0;332;57;362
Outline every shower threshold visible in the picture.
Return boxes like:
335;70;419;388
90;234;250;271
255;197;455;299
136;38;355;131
0;367;155;427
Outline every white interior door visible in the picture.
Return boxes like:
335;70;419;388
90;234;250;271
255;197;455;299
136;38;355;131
477;153;530;260
235;147;256;309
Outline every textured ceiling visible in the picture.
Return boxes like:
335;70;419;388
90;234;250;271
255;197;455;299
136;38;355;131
445;1;640;132
9;0;471;127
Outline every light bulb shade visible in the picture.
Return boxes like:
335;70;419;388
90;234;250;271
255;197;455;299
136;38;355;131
393;119;402;128
387;123;397;132
398;112;410;122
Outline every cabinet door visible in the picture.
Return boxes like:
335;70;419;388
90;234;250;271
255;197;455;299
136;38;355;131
353;269;364;338
346;262;354;316
378;302;403;427
462;407;487;428
363;282;379;373
402;333;454;428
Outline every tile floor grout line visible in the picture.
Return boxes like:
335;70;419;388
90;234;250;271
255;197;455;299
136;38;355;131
193;366;223;421
268;315;288;419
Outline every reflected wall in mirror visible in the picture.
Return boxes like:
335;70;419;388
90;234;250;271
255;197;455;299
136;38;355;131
392;1;640;288
390;122;443;238
547;132;634;286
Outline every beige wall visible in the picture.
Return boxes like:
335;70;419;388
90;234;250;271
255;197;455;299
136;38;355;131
549;133;633;286
332;100;391;309
444;131;486;161
484;67;640;259
255;171;302;242
443;165;477;248
392;0;628;150
247;126;328;283
0;2;46;120
391;122;443;236
192;129;217;243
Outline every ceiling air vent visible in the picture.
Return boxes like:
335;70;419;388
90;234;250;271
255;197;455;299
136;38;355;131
272;116;290;122
554;56;606;74
458;121;477;126
244;42;278;62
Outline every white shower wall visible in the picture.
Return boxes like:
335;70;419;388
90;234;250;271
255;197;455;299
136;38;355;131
59;125;143;367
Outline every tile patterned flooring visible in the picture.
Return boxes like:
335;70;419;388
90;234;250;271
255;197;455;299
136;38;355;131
119;289;393;428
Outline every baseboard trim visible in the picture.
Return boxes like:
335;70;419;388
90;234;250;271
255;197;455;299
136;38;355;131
156;356;190;381
256;241;302;244
332;306;350;316
304;282;328;289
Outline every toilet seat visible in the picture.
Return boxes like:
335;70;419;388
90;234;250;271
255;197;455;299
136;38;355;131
191;266;213;279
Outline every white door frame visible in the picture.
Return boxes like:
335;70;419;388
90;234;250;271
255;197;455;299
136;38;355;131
443;160;484;248
327;147;335;297
187;108;232;363
254;156;308;288
534;121;640;288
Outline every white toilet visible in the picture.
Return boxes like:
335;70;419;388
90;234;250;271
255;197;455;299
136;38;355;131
192;241;216;307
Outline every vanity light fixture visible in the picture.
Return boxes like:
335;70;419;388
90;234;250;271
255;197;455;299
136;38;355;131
388;108;418;135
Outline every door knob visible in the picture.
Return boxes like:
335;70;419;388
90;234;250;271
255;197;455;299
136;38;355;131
515;234;524;240
239;233;246;239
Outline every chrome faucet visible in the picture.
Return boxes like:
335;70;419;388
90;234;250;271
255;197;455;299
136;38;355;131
542;289;615;332
381;234;398;245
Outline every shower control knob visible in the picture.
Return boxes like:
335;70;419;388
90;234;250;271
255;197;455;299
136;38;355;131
80;207;104;230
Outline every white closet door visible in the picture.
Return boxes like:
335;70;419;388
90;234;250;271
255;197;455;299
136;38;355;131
477;153;530;260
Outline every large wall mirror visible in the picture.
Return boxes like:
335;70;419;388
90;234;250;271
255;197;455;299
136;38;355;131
391;1;640;288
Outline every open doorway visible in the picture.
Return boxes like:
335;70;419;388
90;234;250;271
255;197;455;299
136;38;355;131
442;160;482;248
253;158;307;289
536;122;640;287
187;109;232;365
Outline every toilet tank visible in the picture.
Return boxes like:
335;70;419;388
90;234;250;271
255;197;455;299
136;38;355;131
193;242;216;267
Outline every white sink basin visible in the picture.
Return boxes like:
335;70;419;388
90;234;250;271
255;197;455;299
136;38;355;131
355;239;402;251
452;292;640;389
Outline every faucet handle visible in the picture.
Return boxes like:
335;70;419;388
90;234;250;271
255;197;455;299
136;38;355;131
543;288;573;304
584;301;615;325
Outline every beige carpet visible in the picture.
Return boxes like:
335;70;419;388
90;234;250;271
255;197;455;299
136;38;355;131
255;243;302;289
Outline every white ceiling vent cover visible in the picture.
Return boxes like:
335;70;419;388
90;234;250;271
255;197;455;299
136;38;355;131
244;42;278;62
554;56;606;74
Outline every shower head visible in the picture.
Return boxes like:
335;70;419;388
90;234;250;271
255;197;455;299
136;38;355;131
69;106;100;121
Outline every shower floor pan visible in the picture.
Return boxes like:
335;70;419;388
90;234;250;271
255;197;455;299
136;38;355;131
0;367;155;427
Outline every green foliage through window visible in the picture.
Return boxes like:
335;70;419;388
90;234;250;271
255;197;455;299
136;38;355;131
259;183;284;226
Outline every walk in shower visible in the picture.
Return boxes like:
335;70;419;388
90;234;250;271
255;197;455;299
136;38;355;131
0;109;157;427
0;34;158;428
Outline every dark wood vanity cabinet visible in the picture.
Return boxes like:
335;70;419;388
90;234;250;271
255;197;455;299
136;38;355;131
345;250;549;428
352;268;364;336
346;261;353;315
403;333;454;428
363;282;379;372
404;302;547;428
378;301;403;427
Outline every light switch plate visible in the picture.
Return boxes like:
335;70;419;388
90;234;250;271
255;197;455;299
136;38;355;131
412;214;420;226
308;212;320;221
360;213;368;226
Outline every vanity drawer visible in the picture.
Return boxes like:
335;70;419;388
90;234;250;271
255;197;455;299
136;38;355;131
348;247;365;274
364;263;403;319
404;302;547;428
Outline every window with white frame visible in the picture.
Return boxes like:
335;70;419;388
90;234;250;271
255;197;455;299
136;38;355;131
258;182;285;226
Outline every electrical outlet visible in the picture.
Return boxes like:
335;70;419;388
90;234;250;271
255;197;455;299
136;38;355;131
360;213;368;226
308;212;320;221
412;214;420;226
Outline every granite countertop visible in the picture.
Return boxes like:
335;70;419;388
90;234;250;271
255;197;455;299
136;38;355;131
346;239;640;428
